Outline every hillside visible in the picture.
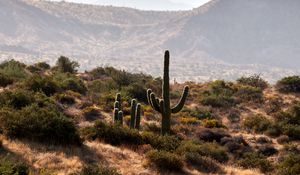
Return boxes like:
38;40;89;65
0;56;299;175
1;0;300;82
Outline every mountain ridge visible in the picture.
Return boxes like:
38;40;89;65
0;0;300;83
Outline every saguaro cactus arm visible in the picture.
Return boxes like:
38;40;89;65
171;86;189;113
118;111;123;124
130;99;137;128
135;103;141;129
150;93;161;112
113;108;119;123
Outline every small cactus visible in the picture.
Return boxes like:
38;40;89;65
113;93;142;129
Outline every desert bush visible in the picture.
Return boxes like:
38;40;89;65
93;121;142;146
277;135;289;144
243;114;272;133
0;90;35;109
201;95;235;108
276;76;300;93
237;152;274;173
265;97;283;114
180;117;200;125
0;159;29;175
0;60;28;80
143;123;161;134
176;141;229;163
202;119;224;128
185;153;223;173
125;83;147;102
197;128;230;142
141;132;181;152
220;136;249;154
55;93;76;104
79;165;120;175
227;110;240;122
60;77;87;94
82;106;101;121
0;105;81;145
0;73;13;87
256;136;271;144
277;154;300;175
54;56;79;74
257;145;278;156
237;74;268;90
234;85;263;103
24;75;59;96
146;150;183;171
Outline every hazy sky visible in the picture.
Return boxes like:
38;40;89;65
49;0;212;10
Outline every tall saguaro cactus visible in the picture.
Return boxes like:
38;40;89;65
147;50;189;135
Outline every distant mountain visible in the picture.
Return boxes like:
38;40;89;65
0;0;300;82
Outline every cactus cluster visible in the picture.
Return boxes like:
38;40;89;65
147;51;189;135
113;93;142;129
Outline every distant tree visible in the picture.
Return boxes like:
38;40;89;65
55;56;79;74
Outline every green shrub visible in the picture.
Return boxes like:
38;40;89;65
0;60;28;80
79;165;120;175
237;75;268;90
0;90;35;109
54;56;79;74
146;150;183;171
201;95;235;108
55;94;75;104
61;77;87;94
196;128;230;142
141;132;181;152
176;141;229;163
93;121;142;146
0;73;13;87
234;85;263;102
0;159;29;175
276;76;300;93
24;76;59;96
243;115;272;133
202;119;224;128
185;153;223;173
0;105;81;145
237;153;273;173
277;154;300;175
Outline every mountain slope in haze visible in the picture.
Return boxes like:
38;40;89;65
0;0;300;83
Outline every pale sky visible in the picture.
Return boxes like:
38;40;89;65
49;0;212;11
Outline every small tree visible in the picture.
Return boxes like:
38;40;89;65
55;56;79;74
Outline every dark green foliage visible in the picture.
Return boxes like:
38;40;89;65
0;90;35;109
237;153;274;173
237;74;268;90
147;51;189;134
54;56;79;73
60;77;87;94
0;73;13;87
24;75;58;96
185;153;223;174
141;132;181;152
277;154;300;175
201;95;235;108
176;141;229;163
146;150;183;171
234;85;263;102
79;165;120;175
196;128;230;142
93;121;142;146
55;93;76;104
277;76;300;93
0;160;29;175
0;104;81;145
0;60;28;80
126;83;147;102
243;115;272;133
